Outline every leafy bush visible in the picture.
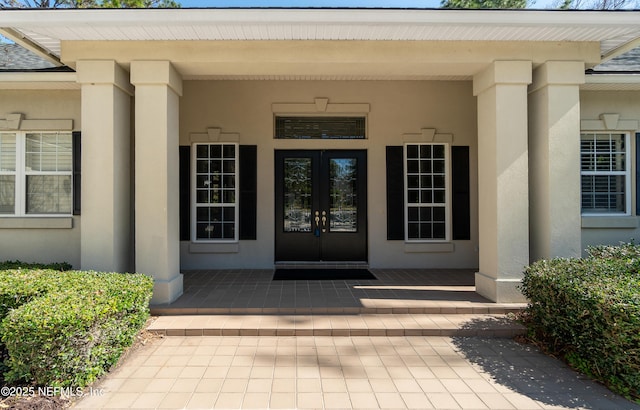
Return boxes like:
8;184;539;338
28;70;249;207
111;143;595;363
0;270;153;388
0;262;73;319
0;269;58;320
0;260;72;271
521;246;640;401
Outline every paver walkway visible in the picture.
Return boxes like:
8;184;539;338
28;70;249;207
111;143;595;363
73;334;639;409
74;270;639;409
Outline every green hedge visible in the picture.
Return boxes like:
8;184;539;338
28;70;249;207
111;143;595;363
0;262;73;319
0;268;153;388
521;245;640;401
0;260;72;271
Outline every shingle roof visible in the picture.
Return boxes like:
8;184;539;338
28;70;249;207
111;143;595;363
0;43;59;71
592;46;640;73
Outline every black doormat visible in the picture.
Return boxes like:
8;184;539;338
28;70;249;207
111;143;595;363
273;269;377;281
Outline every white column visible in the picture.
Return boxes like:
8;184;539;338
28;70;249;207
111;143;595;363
77;60;133;273
473;61;532;303
130;61;183;304
529;62;584;262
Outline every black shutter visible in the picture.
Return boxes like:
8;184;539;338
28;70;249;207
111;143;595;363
636;134;640;215
179;146;191;241
386;146;405;240
239;145;257;240
452;146;471;240
72;131;81;215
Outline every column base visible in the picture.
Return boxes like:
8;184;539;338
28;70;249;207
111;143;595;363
475;271;527;303
151;273;184;304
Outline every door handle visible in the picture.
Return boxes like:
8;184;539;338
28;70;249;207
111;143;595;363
321;211;327;233
314;211;321;237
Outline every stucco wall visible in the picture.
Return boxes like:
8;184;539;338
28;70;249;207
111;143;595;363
179;80;479;269
580;90;640;253
0;90;82;267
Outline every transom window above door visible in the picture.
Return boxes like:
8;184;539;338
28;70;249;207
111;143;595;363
275;116;366;139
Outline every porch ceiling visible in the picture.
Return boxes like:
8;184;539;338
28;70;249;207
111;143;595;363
1;8;640;80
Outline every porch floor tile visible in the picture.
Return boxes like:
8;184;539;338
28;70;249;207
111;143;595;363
151;269;525;316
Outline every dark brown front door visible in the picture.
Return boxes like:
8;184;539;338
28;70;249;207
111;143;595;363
275;150;367;261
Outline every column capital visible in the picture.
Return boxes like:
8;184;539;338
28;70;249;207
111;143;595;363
76;60;134;96
529;61;586;94
473;60;532;96
130;60;183;97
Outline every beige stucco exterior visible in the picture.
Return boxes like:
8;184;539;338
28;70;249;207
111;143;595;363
178;80;479;271
580;90;640;251
2;8;640;303
0;89;81;267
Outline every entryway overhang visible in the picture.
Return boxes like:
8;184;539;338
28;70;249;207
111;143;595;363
2;8;640;80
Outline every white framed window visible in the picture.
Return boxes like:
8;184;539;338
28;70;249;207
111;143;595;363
580;132;631;215
0;131;72;216
192;143;238;242
404;143;450;241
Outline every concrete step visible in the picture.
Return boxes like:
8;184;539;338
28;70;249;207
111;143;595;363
147;313;525;338
150;304;526;316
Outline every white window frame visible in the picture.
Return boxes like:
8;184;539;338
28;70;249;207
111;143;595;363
403;143;451;242
580;131;631;216
0;131;73;217
191;142;239;243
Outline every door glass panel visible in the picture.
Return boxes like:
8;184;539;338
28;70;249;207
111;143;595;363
329;158;357;232
283;158;312;232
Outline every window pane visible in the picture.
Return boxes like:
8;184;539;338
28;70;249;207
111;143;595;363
26;175;72;214
420;160;431;173
194;143;236;207
25;132;72;172
0;134;16;171
405;143;448;240
195;205;235;240
209;145;222;158
407;160;419;173
275;116;366;139
419;145;431;158
421;190;432;203
0;175;15;214
433;145;445;159
193;142;240;240
581;174;626;213
407;145;419;159
196;145;209;158
580;132;628;214
406;205;447;239
223;145;235;158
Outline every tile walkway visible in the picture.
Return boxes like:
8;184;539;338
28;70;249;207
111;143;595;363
73;335;640;410
72;269;638;409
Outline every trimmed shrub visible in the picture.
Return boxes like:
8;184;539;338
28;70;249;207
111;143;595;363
0;269;58;320
521;249;640;401
0;270;153;388
0;262;73;319
0;260;72;271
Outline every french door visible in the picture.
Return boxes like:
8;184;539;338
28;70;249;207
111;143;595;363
275;150;367;261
